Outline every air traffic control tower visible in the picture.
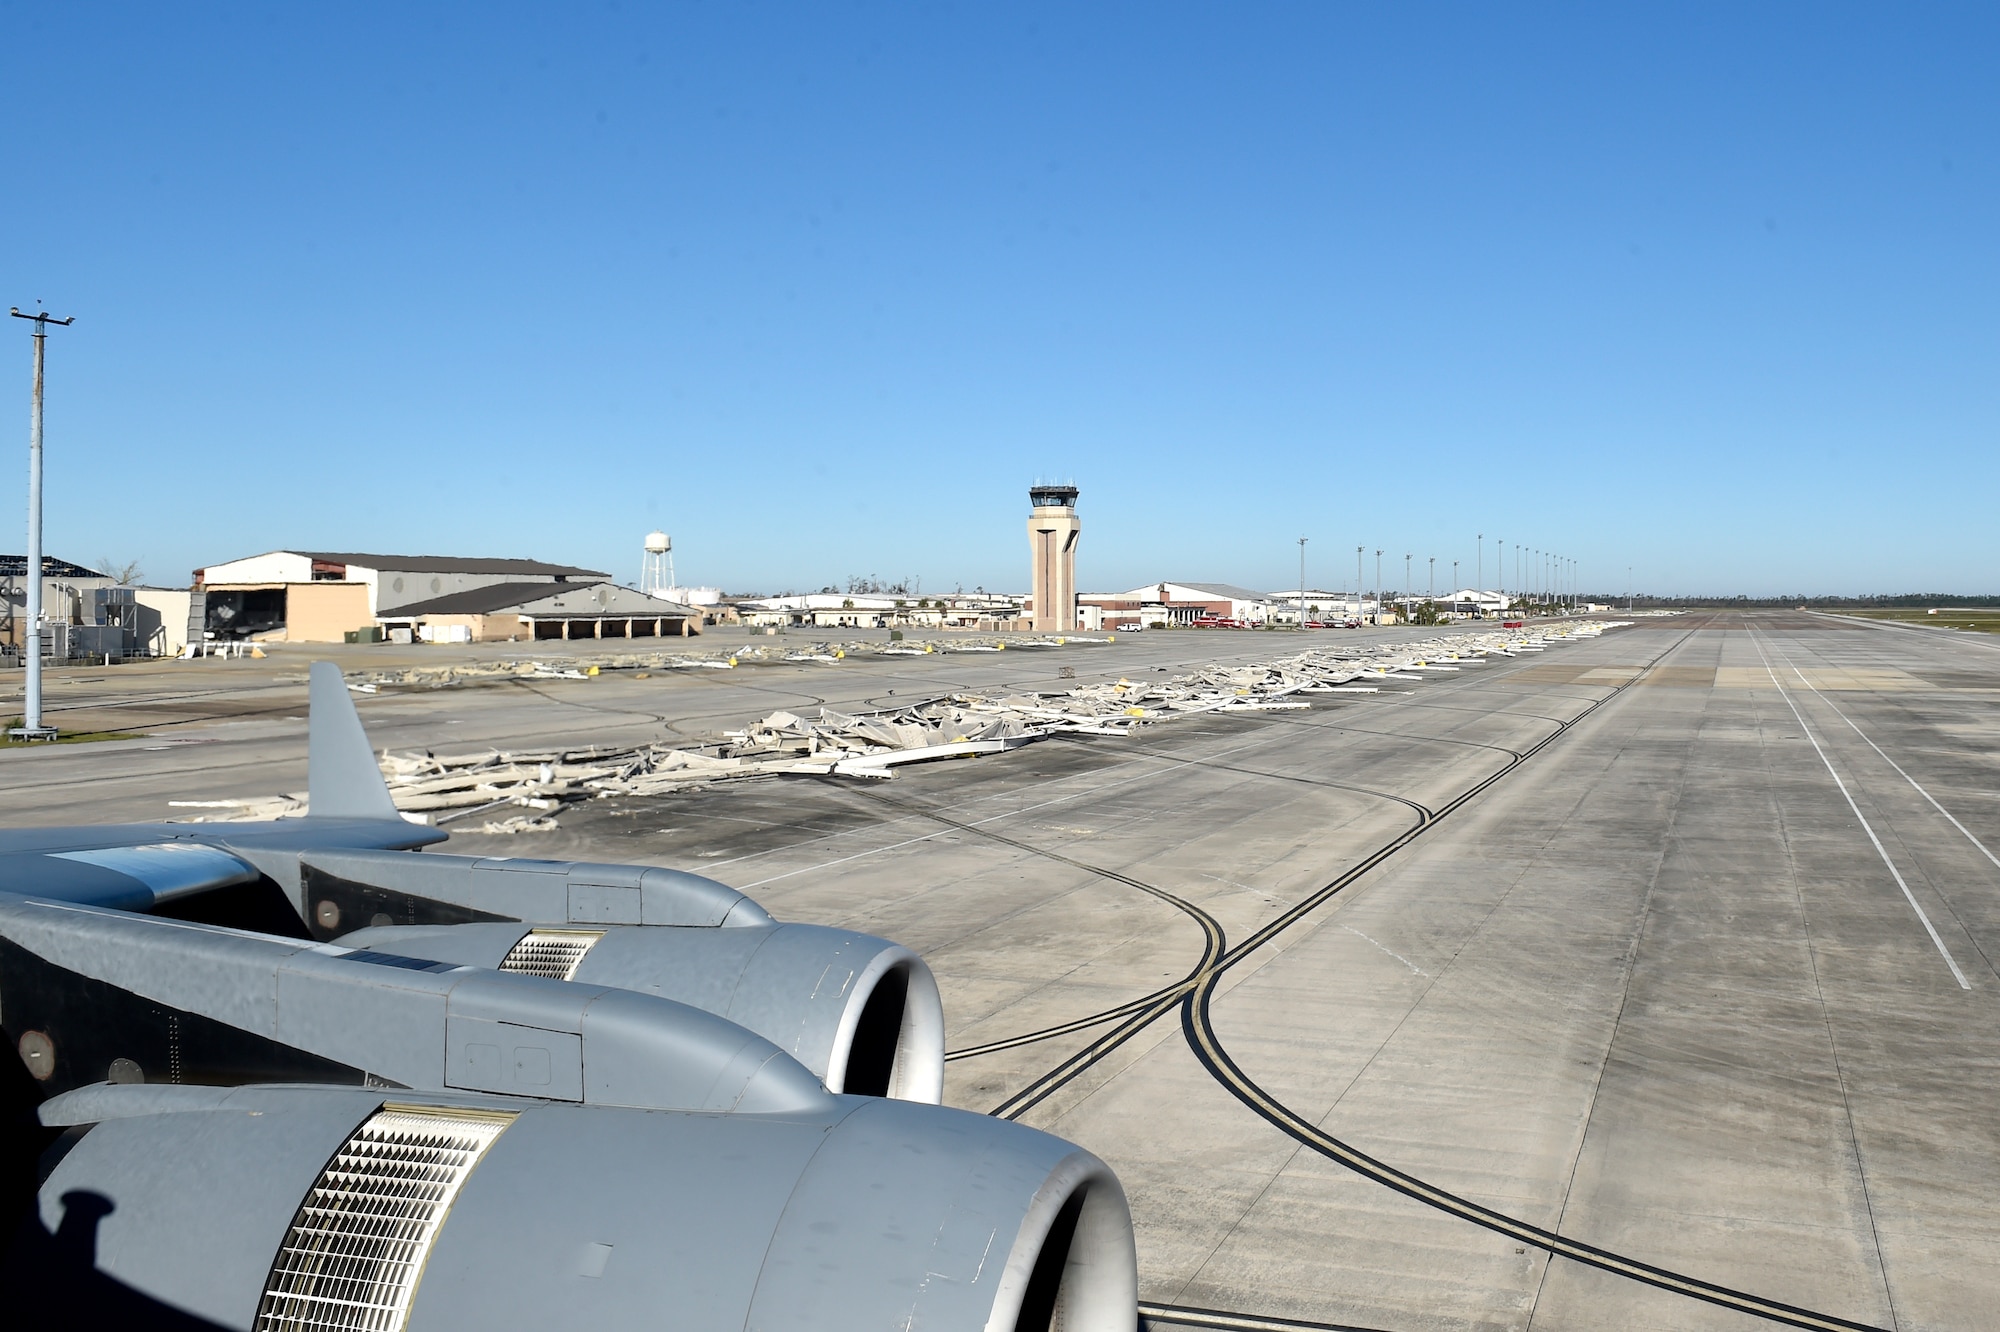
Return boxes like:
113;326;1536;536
1027;484;1080;632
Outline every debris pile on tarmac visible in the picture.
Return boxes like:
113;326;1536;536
171;622;1625;829
345;636;1113;690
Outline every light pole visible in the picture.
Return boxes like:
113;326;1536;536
1356;546;1364;622
1496;538;1503;610
1477;533;1483;597
9;306;75;742
1453;560;1459;609
1403;553;1411;622
1374;550;1382;625
1297;536;1307;631
1428;555;1435;601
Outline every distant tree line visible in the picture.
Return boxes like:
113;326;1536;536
1604;593;2000;608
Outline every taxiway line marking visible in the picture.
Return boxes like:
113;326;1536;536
1751;633;1971;989
1769;641;2000;874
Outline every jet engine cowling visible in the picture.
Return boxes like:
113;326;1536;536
14;1082;1137;1332
331;920;947;1102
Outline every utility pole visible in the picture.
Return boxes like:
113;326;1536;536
10;306;74;741
1297;536;1307;631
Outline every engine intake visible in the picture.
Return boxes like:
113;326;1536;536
14;1083;1138;1332
334;921;946;1103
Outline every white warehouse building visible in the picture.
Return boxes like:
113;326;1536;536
194;551;611;616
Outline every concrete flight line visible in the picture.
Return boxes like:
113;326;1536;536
955;618;1886;1332
1175;624;1887;1331
1748;628;1972;990
1766;635;2000;874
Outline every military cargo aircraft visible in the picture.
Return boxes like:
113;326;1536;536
0;663;1136;1331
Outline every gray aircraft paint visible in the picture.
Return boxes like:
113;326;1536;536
0;663;1137;1331
33;1082;1136;1332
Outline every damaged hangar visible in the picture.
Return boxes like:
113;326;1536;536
192;550;696;643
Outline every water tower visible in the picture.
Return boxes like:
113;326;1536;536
641;531;674;597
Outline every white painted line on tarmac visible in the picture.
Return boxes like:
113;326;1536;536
1751;634;1972;989
1340;923;1429;976
1769;641;2000;874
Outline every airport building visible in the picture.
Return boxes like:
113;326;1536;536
735;592;1025;632
1109;582;1274;626
193;550;614;643
375;582;702;643
0;555;197;660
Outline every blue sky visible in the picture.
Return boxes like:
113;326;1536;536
1;3;1992;597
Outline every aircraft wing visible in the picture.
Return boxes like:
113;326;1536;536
0;663;1137;1331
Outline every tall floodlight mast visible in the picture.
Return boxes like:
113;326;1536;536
9;306;74;742
1297;537;1308;631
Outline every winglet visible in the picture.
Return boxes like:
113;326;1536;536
308;661;402;821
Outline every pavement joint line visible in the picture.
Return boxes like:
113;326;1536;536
1336;924;1428;976
1176;618;1896;1331
974;627;1607;1111
1747;629;1971;990
1524;683;1695;1330
1757;676;1906;1332
733;728;1328;889
1767;637;2000;874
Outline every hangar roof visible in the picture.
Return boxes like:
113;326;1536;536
383;581;696;619
0;555;108;579
295;552;607;577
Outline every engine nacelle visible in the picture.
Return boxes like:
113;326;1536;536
0;896;829;1116
333;920;946;1102
281;847;775;937
14;1083;1138;1332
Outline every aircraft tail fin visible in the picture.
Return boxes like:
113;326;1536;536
308;661;402;821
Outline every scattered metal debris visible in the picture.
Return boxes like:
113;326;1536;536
174;623;1625;828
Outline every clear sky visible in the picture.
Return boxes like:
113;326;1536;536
1;3;1993;598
